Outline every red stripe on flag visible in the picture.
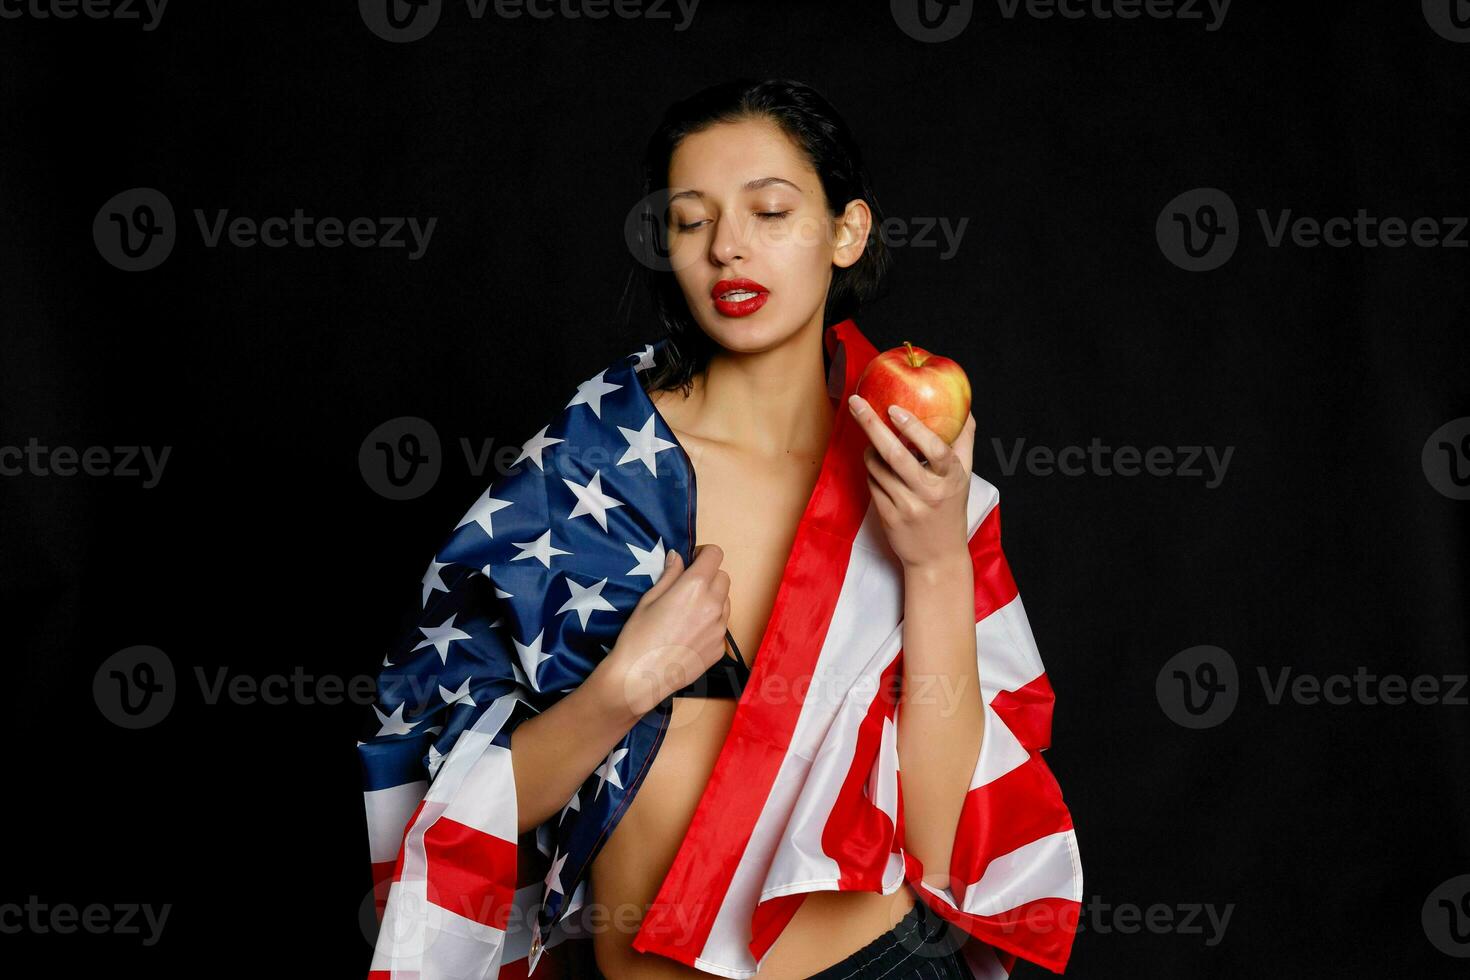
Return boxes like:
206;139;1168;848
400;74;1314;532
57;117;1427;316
991;672;1056;753
968;503;1019;619
421;816;519;930
948;751;1074;889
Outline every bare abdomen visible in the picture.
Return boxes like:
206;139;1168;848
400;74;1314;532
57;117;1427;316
586;697;917;979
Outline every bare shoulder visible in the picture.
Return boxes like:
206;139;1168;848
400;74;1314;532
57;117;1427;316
647;383;696;442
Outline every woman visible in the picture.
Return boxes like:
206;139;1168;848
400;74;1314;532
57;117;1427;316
360;78;1080;980
521;78;980;978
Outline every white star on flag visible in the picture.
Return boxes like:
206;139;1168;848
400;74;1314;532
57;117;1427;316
544;849;569;896
512;425;564;472
512;530;572;569
617;414;679;476
373;702;421;737
421;558;450;607
592;746;629;800
455;490;513;538
413;614;473;664
513;629;553;691
439;678;477;707
628;343;656;372
556;576;618;630
563;470;624;531
566;369;623;419
427;743;446;780
626;538;669;581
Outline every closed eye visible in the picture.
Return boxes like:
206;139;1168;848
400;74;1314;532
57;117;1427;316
675;212;790;231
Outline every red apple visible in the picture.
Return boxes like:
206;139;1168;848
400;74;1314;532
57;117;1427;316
855;341;972;455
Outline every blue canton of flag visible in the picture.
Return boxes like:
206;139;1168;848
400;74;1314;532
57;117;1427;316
357;337;695;970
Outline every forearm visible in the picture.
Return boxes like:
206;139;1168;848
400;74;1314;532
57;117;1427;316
895;549;984;889
509;661;641;835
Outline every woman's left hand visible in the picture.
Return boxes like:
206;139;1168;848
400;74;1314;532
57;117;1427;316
847;394;976;570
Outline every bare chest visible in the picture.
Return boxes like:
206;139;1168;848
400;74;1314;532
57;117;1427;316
682;435;823;666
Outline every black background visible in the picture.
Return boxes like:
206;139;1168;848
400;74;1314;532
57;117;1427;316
2;1;1467;976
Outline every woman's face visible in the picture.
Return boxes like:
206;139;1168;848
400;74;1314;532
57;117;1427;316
663;116;870;356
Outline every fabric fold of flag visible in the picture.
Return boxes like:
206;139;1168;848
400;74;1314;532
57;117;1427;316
356;319;1083;980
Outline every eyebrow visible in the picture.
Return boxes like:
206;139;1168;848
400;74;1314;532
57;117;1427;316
667;176;803;204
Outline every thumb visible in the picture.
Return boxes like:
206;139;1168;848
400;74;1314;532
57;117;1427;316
643;548;685;599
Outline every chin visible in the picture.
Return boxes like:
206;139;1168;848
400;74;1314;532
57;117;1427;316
699;311;806;354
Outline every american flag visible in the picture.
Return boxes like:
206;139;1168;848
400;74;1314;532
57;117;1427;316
357;318;1083;979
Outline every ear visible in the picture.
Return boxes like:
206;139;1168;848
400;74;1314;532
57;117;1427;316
832;198;872;269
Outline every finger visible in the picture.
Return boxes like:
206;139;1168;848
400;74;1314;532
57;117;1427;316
847;394;930;488
866;470;897;516
649;548;684;593
884;403;955;475
690;543;724;578
863;445;910;505
710;567;731;600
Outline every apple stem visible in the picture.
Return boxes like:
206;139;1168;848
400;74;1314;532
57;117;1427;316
903;340;922;367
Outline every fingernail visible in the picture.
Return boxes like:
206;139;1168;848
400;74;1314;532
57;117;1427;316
847;394;864;415
888;404;911;424
666;551;678;564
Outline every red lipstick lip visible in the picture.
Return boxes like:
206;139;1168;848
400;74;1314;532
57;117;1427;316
711;278;770;318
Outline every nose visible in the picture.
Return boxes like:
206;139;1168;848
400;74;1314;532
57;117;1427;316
708;211;747;266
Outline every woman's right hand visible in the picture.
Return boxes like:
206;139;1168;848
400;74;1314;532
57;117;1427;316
602;544;732;717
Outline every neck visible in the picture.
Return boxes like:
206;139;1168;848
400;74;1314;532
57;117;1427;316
682;316;836;460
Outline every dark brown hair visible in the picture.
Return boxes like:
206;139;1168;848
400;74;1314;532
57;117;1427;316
625;77;892;395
